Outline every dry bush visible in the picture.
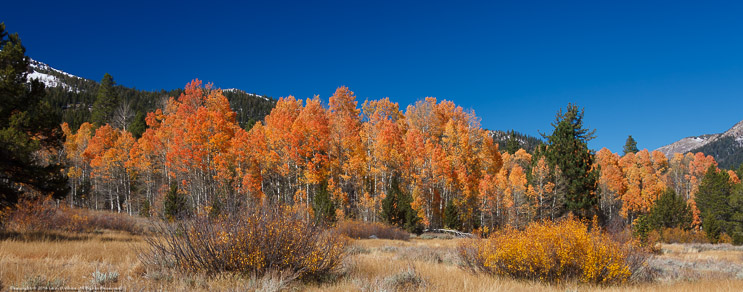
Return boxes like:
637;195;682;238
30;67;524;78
718;233;734;244
140;207;347;281
655;228;709;244
458;219;649;284
2;196;145;235
335;220;410;240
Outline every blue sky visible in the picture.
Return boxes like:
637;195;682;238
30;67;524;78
3;0;743;152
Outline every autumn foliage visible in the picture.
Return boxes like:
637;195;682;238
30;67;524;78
459;219;647;284
58;80;739;236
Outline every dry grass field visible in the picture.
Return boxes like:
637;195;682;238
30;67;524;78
2;231;743;291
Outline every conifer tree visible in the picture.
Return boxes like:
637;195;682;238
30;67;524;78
505;130;520;154
91;73;118;126
647;189;692;230
312;181;337;225
0;23;67;207
541;103;598;219
163;183;190;220
443;200;462;230
696;165;733;242
381;176;422;234
623;135;639;155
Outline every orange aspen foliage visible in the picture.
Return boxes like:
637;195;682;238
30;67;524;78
327;87;364;216
728;170;740;185
595;148;625;222
618;150;667;221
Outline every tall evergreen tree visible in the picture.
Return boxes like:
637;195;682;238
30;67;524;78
623;135;639;155
129;111;147;138
91;73;118;126
0;23;67;208
312;181;337;225
381;176;422;234
163;183;190;220
647;189;692;230
443;200;462;231
541;103;598;219
505;130;520;154
695;165;733;242
728;183;743;244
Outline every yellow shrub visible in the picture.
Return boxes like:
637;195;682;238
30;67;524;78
459;219;647;284
718;233;733;244
659;227;709;244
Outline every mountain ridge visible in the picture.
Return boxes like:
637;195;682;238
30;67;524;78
25;58;276;130
656;120;743;169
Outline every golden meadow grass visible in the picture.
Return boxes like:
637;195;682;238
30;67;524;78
3;229;743;291
1;206;742;291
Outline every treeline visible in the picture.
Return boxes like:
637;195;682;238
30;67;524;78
596;146;743;242
690;136;743;170
58;79;743;241
34;59;275;133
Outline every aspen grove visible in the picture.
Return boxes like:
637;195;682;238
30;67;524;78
60;80;740;232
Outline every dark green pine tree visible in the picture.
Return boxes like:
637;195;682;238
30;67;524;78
623;135;639;155
91;73;118;126
443;200;462;231
505;130;520;154
381;176;422;234
312;181;337;225
541;103;599;220
129;111;147;138
163;183;190;220
647;189;692;230
728;184;743;245
0;23;68;208
695;165;733;242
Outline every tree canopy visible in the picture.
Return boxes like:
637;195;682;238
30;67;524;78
0;22;67;207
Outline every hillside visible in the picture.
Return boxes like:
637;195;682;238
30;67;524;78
490;130;543;153
26;58;276;131
656;120;743;169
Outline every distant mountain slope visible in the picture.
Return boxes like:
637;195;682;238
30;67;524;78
26;58;276;130
489;130;543;153
656;120;743;169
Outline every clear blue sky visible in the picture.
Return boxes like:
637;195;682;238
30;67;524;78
4;0;743;152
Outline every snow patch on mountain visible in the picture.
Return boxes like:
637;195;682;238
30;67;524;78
222;88;270;101
26;59;82;92
27;71;64;88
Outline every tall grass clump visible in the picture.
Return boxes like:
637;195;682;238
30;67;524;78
459;218;648;284
335;220;410;240
141;207;347;281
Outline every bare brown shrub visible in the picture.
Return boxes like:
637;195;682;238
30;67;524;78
335;220;410;240
2;196;145;235
140;207;347;281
